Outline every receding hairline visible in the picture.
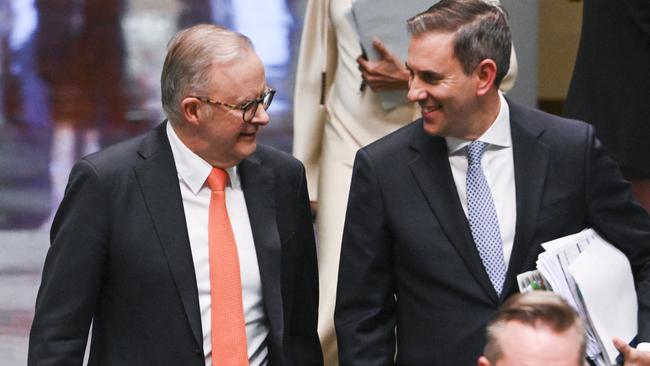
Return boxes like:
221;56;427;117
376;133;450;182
165;24;254;66
160;24;256;123
484;292;586;365
491;318;584;365
495;317;583;337
496;292;581;333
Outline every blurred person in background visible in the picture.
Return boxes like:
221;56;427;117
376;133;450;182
564;0;650;212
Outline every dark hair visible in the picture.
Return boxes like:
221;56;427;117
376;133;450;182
484;291;586;365
407;0;511;87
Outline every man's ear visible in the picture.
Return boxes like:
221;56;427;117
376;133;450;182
181;97;202;126
477;355;493;366
475;59;498;96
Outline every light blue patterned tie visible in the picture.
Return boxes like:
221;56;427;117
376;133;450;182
466;141;507;295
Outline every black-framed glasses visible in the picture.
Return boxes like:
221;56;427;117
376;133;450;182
190;88;276;123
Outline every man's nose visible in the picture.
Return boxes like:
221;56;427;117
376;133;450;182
407;78;427;102
250;104;270;125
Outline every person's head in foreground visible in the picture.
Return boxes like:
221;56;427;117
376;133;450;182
478;291;587;366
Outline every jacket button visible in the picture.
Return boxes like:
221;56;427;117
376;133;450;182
195;348;202;355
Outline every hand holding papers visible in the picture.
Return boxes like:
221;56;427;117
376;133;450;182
356;39;410;92
517;229;638;365
348;0;431;109
349;0;430;64
613;337;650;365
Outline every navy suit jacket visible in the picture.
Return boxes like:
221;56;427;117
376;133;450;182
29;122;323;366
335;101;650;365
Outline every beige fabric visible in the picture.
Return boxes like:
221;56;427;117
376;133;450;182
292;1;517;364
294;1;418;365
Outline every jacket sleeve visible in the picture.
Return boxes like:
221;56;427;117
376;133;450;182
28;159;110;365
287;161;324;365
335;148;396;366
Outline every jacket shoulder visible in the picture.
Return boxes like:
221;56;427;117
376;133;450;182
82;132;149;175
509;101;593;144
254;144;305;172
362;119;421;158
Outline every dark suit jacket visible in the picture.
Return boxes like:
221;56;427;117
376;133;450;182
564;0;650;175
335;101;650;365
29;122;323;366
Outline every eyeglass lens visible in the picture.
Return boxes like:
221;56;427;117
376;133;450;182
243;90;275;122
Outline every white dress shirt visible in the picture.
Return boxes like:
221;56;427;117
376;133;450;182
167;123;269;366
446;92;517;266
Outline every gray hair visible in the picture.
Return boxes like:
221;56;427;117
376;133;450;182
483;291;587;365
161;24;253;123
407;0;511;87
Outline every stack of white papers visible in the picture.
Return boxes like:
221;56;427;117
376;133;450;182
531;228;637;365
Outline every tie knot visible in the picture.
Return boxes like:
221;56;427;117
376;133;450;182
466;141;488;166
206;168;229;192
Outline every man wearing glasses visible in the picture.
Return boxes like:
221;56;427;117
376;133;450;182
28;24;323;366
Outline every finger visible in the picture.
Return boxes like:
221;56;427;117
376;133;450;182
613;337;633;356
358;60;378;77
373;37;394;61
357;55;371;70
366;82;383;92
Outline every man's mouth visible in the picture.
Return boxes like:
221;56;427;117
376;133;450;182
239;130;257;139
420;103;442;114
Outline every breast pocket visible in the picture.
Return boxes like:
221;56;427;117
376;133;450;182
537;194;584;224
534;194;586;242
537;195;580;224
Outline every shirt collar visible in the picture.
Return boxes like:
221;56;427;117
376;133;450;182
166;122;239;195
445;91;512;155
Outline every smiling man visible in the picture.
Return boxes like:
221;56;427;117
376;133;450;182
334;0;650;365
28;24;322;366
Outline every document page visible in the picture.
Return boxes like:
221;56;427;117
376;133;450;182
569;235;638;364
537;229;603;359
349;0;431;109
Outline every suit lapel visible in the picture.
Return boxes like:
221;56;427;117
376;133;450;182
133;123;203;348
502;102;549;297
238;153;284;349
408;122;500;304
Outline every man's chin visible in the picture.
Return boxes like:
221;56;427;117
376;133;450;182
236;140;258;159
422;118;444;136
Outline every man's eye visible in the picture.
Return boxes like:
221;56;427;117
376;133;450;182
421;72;440;84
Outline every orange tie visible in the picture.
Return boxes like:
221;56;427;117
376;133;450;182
206;168;248;366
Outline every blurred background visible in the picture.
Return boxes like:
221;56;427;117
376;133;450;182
0;0;583;364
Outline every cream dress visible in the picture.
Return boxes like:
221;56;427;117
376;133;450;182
293;0;418;364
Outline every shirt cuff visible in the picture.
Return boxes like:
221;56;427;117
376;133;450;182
636;342;650;352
